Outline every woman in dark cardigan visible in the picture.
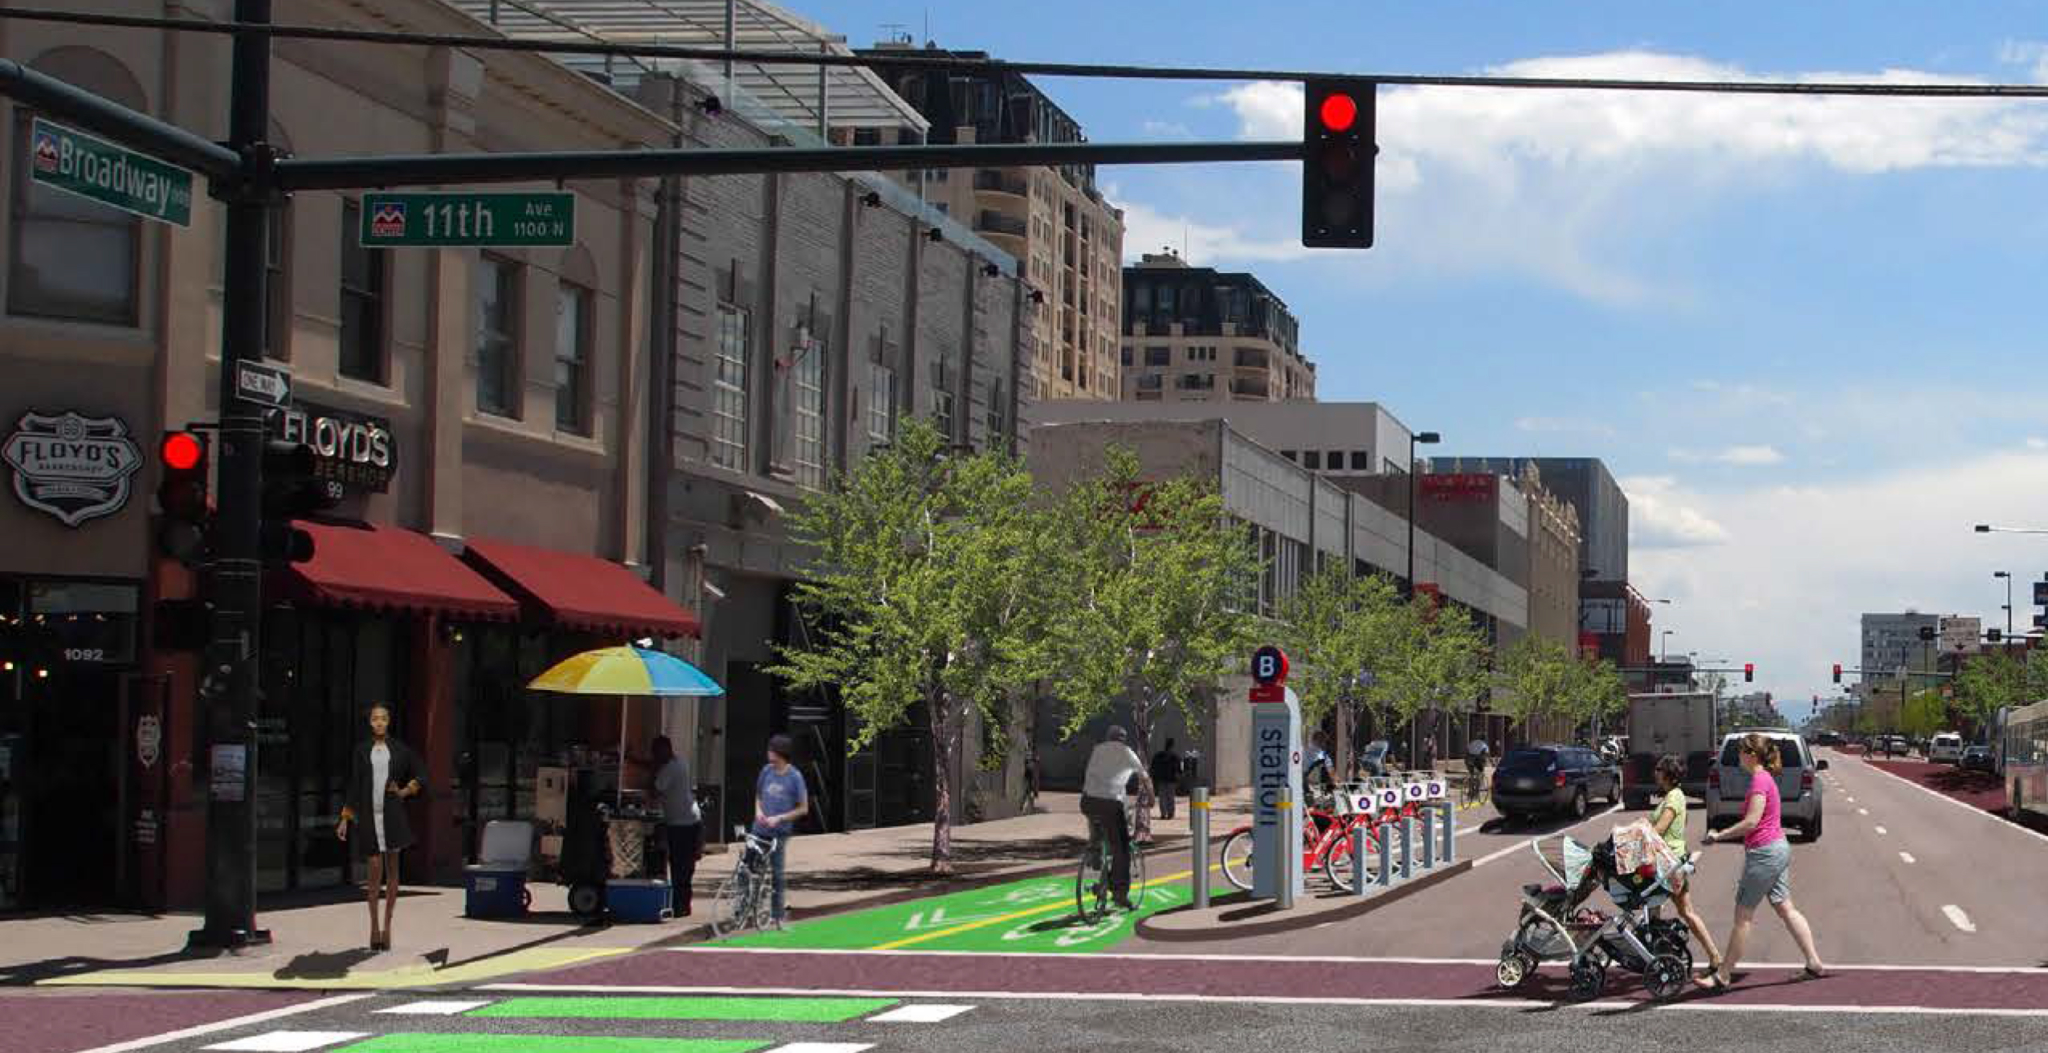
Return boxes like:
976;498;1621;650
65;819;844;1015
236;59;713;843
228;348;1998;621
335;703;422;951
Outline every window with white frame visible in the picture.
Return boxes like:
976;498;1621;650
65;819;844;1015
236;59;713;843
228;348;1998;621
931;360;955;439
711;304;749;472
476;255;522;418
867;360;896;444
792;338;824;489
554;283;593;434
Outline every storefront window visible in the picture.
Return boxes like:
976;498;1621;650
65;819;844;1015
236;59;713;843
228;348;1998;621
452;626;600;862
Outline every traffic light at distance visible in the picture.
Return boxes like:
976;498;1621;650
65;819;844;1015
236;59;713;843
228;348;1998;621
1744;662;1755;682
259;440;336;564
1301;79;1376;248
156;430;211;565
1832;663;1842;684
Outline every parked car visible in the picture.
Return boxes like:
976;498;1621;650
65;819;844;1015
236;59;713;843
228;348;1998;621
1929;733;1964;765
1707;730;1828;841
1961;745;1995;773
1493;745;1619;820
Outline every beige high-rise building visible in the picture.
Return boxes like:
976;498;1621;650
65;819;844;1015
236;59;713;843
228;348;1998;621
859;42;1126;402
1120;253;1316;402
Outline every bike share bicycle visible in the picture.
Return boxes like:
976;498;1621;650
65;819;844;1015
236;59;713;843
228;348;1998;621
1077;798;1148;923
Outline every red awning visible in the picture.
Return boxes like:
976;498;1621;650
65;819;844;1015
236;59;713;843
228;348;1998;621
462;538;701;640
284;520;520;621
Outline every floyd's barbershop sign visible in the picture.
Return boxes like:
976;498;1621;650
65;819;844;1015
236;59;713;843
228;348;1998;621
4;410;142;526
278;401;395;493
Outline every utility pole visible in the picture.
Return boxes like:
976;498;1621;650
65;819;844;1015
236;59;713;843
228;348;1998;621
190;0;276;949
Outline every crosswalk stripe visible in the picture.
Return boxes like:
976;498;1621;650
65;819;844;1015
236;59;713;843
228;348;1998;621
201;1032;367;1053
374;1001;493;1016
867;1004;975;1023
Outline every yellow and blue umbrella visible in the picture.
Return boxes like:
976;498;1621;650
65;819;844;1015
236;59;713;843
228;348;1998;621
528;645;725;809
528;645;725;697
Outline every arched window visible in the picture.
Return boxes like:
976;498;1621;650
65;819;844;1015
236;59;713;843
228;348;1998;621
8;48;147;324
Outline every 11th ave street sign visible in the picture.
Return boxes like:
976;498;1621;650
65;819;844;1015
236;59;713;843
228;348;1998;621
29;118;194;227
360;192;575;247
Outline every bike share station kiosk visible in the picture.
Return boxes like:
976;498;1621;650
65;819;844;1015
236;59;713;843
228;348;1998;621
1193;646;1460;912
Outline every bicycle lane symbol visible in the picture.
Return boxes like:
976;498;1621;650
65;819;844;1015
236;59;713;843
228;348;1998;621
895;878;1068;937
993;886;1179;951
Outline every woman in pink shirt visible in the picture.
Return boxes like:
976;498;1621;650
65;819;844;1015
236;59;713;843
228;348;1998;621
1696;734;1825;991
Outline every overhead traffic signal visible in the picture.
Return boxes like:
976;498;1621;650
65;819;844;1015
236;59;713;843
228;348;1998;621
259;440;337;564
1832;663;1842;684
156;430;211;566
1743;662;1755;682
1301;79;1376;248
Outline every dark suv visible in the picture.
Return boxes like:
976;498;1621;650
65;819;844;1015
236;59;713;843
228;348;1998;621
1493;745;1620;820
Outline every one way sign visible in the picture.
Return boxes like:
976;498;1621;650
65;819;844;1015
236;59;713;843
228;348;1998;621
234;359;291;409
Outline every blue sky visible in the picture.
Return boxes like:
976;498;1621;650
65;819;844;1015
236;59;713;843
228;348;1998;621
787;1;2048;723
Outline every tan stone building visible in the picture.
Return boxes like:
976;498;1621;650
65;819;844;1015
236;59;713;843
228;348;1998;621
1120;253;1316;402
0;0;697;912
1522;464;1585;649
859;42;1126;403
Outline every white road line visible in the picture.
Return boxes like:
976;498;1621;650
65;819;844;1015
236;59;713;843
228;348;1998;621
1471;804;1623;869
763;1044;874;1053
1847;796;1856;803
68;995;374;1053
633;950;2048;975
1858;808;1869;816
374;1000;493;1015
1900;851;1918;864
1861;760;2048;849
201;1034;366;1053
1875;825;1888;835
480;982;2048;1017
868;1004;976;1023
1944;905;1978;934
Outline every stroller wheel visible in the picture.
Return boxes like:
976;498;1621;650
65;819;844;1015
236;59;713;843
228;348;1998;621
1495;952;1536;990
1569;959;1608;1002
1645;953;1689;1002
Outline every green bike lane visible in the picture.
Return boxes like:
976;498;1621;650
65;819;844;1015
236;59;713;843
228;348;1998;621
723;862;1229;954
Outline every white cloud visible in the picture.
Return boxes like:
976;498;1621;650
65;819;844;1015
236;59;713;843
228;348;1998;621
1630;449;2048;717
1514;416;1617;438
1667;445;1786;466
1141;119;1193;139
1108;192;1311;265
1999;40;2048;83
1179;53;2048;301
2027;436;2048;450
1622;475;1732;548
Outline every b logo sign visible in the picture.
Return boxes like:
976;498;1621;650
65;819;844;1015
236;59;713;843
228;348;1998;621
1251;645;1289;686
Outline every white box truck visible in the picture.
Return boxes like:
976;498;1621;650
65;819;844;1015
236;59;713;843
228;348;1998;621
1622;691;1717;809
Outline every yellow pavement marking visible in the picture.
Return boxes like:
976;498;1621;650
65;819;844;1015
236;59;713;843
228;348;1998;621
39;946;631;990
871;863;1225;951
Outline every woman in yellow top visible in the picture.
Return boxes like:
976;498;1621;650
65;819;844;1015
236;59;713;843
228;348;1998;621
1651;754;1722;979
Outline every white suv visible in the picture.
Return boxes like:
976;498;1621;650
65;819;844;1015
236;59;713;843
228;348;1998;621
1928;733;1964;765
1706;730;1828;842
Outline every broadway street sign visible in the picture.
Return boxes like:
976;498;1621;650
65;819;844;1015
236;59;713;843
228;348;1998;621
359;191;575;248
29;118;194;227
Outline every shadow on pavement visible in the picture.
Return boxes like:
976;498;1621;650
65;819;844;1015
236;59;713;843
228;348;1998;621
0;946;228;987
272;948;378;980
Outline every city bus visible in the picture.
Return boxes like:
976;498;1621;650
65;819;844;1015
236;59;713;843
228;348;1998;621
2001;699;2048;822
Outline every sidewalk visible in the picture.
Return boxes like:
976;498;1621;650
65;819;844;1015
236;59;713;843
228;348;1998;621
0;787;1251;991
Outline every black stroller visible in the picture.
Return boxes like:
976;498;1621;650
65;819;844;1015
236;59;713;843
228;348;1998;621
1495;833;1695;1001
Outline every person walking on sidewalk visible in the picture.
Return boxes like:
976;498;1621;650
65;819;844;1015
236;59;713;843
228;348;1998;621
1697;734;1825;991
1150;737;1181;820
1081;727;1151;910
335;703;422;952
651;736;702;918
753;734;808;928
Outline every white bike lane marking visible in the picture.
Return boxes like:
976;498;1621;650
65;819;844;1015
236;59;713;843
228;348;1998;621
1900;851;1917;865
1944;905;1978;934
1472;804;1624;869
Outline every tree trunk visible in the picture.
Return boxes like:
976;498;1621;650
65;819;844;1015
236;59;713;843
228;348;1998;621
1131;695;1155;844
929;695;955;874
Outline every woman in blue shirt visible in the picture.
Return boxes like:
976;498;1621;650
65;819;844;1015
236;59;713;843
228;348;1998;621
753;734;809;927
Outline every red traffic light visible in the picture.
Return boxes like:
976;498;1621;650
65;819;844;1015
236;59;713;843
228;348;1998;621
1831;663;1842;683
1743;662;1755;682
161;431;204;472
1319;92;1358;132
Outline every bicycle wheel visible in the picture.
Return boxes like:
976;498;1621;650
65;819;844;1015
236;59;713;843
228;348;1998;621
1126;839;1148;911
710;867;756;938
1076;838;1109;923
1322;823;1378;892
1219;829;1256;891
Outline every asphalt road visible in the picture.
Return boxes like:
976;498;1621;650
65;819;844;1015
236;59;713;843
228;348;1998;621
117;987;2048;1053
1133;746;2048;968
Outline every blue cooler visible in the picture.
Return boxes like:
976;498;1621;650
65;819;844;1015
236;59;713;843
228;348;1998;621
464;820;533;918
605;878;672;923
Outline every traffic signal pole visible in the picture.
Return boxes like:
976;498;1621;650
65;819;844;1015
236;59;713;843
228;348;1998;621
191;0;276;949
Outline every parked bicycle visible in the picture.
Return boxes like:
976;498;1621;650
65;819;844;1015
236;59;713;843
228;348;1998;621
1076;799;1148;923
1219;801;1384;893
710;827;777;938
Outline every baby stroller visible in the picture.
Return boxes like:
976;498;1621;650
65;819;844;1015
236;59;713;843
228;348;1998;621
1494;828;1695;1002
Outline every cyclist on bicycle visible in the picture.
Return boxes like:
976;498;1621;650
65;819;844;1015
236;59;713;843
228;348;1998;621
1081;726;1151;910
1465;735;1491;797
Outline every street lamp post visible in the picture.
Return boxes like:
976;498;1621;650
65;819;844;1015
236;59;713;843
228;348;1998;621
1405;431;1441;599
1976;524;2048;535
1660;630;1675;663
1995;570;2013;637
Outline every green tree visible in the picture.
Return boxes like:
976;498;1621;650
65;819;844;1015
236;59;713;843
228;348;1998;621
1377;598;1490;765
1046;448;1259;759
770;420;1054;872
1955;651;2048;730
1571;656;1631;731
1899;689;1947;740
1492;635;1581;739
1278;563;1408;771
